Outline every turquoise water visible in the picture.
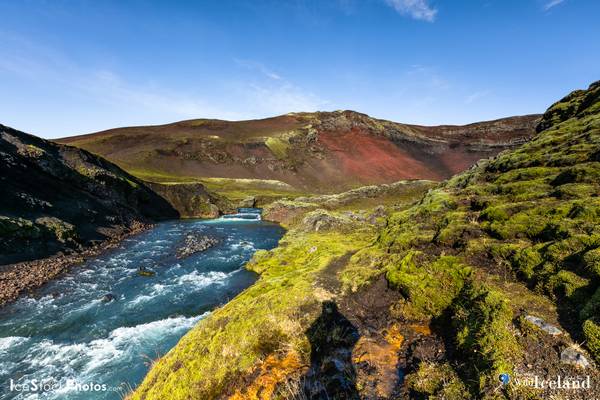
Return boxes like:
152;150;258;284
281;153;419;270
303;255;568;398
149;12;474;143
0;210;285;399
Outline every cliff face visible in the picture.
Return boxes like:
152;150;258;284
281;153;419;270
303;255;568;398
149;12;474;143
0;124;178;265
145;182;234;218
57;112;540;192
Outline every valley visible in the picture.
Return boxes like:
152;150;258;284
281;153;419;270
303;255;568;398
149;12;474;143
1;82;599;400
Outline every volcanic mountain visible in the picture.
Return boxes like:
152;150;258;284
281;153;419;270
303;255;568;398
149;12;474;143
57;111;541;192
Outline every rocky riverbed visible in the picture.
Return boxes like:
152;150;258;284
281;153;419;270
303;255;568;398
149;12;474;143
0;221;152;307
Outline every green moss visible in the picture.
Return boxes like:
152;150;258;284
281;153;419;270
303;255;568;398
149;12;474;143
265;137;290;159
339;246;384;293
552;163;600;186
452;282;521;392
510;246;543;281
580;287;600;321
545;270;589;300
416;189;457;215
583;248;600;278
387;253;471;318
495;179;553;202
493;166;561;185
552;183;598;199
405;362;470;399
583;318;600;364
480;206;510;223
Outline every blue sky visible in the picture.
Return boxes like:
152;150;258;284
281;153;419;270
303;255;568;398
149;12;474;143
0;0;598;138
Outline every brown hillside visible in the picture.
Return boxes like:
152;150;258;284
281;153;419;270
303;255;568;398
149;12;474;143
57;111;540;192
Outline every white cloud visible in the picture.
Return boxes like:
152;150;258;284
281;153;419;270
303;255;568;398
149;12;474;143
0;32;330;137
544;0;566;10
405;64;449;90
234;58;282;80
384;0;437;22
465;90;491;104
232;58;330;115
82;70;244;121
245;81;328;115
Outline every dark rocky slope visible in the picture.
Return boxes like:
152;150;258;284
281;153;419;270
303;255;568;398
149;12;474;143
57;112;540;192
0;124;178;266
145;182;234;218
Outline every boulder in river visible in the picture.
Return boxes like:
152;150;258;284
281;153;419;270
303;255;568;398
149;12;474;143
101;293;116;303
176;234;219;259
138;268;156;277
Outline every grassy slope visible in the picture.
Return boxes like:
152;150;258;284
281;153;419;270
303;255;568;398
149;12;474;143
130;182;431;400
379;80;600;398
131;81;600;400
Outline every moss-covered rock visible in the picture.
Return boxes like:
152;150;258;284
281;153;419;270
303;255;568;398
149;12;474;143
583;319;600;364
387;252;471;318
452;282;521;392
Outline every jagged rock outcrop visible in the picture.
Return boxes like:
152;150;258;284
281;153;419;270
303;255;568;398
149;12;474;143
0;124;178;265
146;182;233;218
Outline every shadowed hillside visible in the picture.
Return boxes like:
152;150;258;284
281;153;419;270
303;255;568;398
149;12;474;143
0;124;178;266
57;112;540;192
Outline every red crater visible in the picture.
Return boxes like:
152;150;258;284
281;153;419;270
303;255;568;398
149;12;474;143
318;128;445;184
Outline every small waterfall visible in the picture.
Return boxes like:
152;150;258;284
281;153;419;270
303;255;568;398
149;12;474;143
220;208;262;221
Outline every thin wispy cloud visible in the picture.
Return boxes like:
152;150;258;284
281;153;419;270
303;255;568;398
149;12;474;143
544;0;566;11
234;58;282;80
233;58;329;115
465;90;491;104
0;32;329;136
384;0;437;22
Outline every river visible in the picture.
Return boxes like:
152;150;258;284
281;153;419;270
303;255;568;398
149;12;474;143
0;210;285;399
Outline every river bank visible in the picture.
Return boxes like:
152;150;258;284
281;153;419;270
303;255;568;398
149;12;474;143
0;214;285;400
0;221;153;307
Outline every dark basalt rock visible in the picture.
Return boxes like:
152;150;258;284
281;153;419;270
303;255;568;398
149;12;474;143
0;124;179;266
176;234;219;259
101;293;116;303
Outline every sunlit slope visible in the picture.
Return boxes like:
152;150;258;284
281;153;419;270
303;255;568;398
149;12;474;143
57;112;539;193
131;82;599;399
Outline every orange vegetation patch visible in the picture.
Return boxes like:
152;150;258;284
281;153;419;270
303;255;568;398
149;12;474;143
317;128;444;184
352;324;405;398
409;324;432;336
228;351;307;400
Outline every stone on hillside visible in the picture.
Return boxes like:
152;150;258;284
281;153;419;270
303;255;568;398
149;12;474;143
524;315;562;336
301;211;350;232
240;196;256;208
561;346;590;368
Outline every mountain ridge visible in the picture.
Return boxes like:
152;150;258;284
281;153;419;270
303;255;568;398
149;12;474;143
57;111;541;192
